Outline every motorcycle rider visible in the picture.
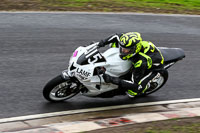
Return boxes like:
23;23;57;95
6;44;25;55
98;32;164;97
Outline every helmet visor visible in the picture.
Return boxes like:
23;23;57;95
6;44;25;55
119;45;136;55
121;47;131;54
119;45;136;60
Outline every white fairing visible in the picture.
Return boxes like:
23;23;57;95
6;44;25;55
102;48;132;77
66;43;132;97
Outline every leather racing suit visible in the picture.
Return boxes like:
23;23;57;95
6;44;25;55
99;33;164;97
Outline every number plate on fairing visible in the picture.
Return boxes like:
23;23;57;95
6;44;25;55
77;47;106;65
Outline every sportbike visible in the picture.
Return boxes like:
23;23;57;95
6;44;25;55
43;42;185;102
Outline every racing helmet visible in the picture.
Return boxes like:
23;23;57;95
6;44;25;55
119;32;142;60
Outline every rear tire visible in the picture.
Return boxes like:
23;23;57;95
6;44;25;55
43;75;80;102
140;69;168;96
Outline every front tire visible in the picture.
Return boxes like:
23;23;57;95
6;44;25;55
43;75;80;102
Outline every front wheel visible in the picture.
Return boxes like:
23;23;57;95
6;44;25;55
43;75;80;102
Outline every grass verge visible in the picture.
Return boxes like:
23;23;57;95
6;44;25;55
0;0;200;14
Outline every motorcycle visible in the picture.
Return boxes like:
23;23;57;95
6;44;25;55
43;42;185;102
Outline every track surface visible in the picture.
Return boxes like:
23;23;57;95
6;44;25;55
0;12;199;119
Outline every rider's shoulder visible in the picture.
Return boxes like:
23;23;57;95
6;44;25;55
141;41;156;46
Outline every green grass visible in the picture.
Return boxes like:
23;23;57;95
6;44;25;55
41;0;200;9
1;0;200;14
136;122;200;133
39;0;200;14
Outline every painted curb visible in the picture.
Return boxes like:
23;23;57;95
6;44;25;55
46;107;200;133
2;100;200;133
1;98;200;123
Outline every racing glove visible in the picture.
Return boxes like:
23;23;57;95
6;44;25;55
102;73;120;85
98;40;106;47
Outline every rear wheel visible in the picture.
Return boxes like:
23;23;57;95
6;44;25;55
140;70;168;96
43;75;80;102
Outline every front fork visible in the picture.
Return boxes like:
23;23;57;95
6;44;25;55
61;70;71;80
61;70;86;92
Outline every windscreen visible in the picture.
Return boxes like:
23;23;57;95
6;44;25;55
77;47;106;65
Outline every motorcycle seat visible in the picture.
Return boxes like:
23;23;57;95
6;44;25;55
158;47;185;64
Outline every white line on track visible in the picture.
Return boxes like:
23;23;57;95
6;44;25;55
0;98;200;123
0;11;200;17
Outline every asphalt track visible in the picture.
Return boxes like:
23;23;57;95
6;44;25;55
0;12;200;119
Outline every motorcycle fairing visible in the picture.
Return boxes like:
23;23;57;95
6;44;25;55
66;45;132;96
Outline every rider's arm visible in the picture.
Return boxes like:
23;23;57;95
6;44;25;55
98;33;122;47
103;72;139;93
